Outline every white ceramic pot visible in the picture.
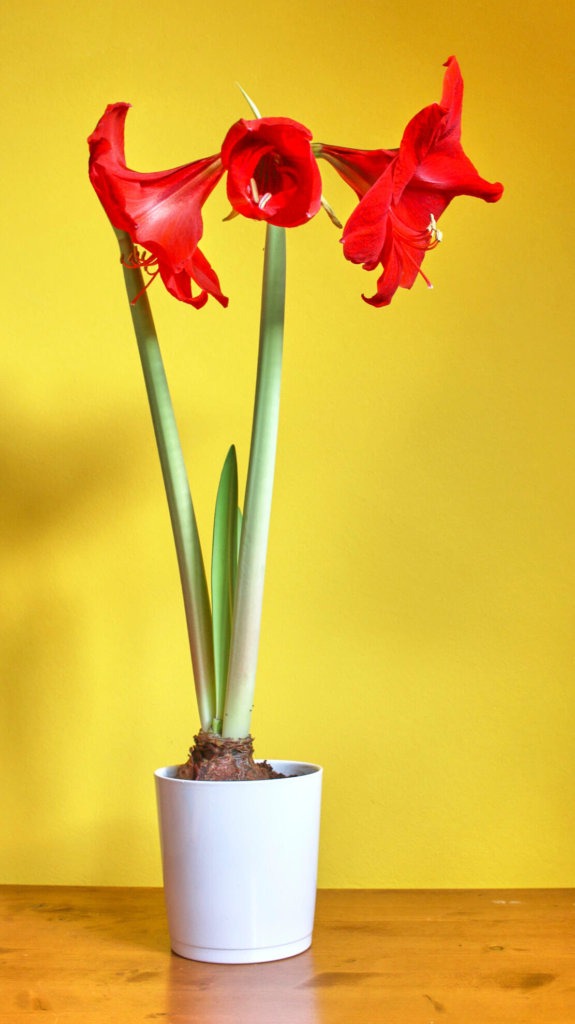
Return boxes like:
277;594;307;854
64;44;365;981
155;760;322;963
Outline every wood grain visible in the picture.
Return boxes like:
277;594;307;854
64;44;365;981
1;887;573;1022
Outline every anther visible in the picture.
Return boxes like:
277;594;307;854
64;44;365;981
428;214;443;245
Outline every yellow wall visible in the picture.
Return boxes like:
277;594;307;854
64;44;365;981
1;0;573;887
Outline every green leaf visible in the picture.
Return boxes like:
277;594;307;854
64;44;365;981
211;445;239;731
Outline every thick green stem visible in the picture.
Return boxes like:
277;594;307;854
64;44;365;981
222;225;286;738
114;229;216;730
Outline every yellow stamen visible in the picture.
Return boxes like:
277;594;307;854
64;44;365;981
428;214;443;245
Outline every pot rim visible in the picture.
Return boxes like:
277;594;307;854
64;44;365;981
155;760;322;786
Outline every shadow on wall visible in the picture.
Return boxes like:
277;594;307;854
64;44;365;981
0;398;167;856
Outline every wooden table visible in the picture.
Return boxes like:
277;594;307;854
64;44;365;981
1;886;573;1022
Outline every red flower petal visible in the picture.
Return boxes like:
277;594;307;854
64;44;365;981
341;168;393;268
88;103;228;308
318;58;504;307
221;117;322;227
395;57;503;206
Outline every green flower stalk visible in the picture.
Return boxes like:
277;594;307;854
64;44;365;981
222;225;286;738
114;228;216;732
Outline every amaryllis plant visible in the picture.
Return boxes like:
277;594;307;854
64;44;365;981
88;58;502;779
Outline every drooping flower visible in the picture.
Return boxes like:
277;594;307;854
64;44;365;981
315;57;504;306
221;117;323;227
88;103;228;308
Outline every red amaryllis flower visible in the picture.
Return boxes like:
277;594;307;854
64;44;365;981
88;103;227;308
221;117;323;227
316;57;503;307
